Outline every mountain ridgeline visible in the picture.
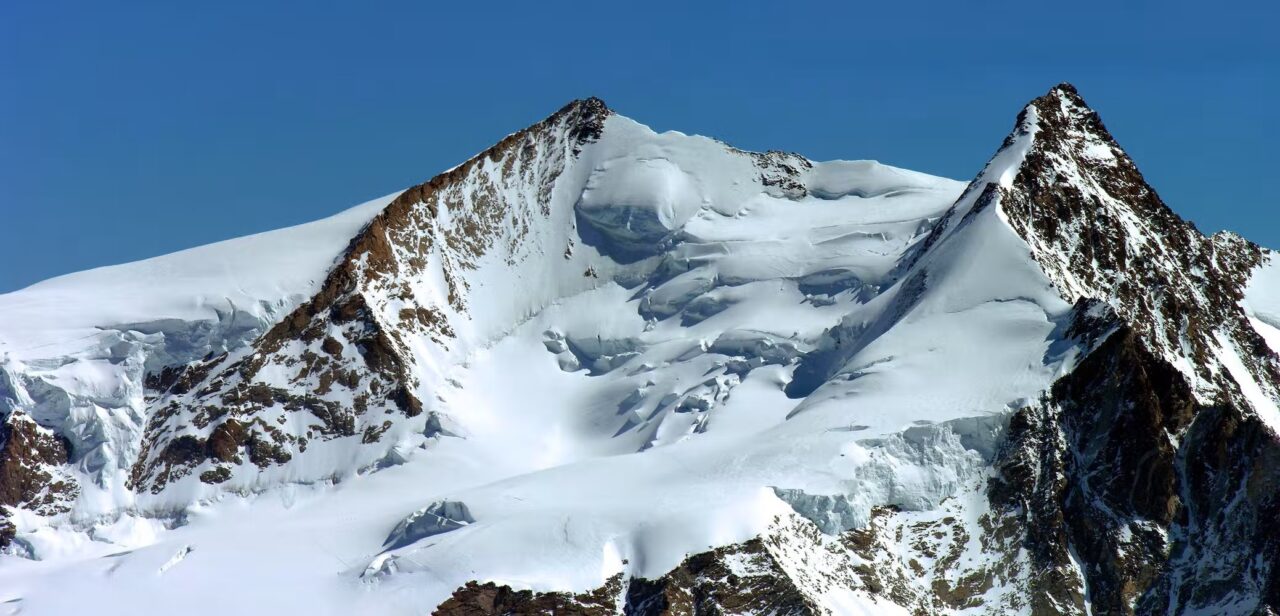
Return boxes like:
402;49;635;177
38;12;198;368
0;85;1277;615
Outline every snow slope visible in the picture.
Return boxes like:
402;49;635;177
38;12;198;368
1;192;392;354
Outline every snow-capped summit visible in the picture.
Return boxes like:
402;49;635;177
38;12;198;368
1;85;1277;615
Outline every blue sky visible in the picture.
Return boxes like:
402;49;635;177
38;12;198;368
2;1;1276;292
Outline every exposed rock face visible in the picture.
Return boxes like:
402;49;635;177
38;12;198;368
0;516;14;549
989;310;1191;614
434;538;819;615
434;577;625;616
0;412;75;511
987;308;1280;615
0;411;78;547
752;150;813;200
1156;403;1280;614
129;99;611;494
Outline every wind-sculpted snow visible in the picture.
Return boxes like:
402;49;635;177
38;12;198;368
381;500;475;551
2;85;1278;615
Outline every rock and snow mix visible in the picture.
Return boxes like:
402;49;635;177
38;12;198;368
1;86;1278;615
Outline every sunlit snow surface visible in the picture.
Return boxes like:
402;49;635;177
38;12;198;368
1245;254;1280;354
0;110;1166;614
1;193;394;352
1242;253;1280;431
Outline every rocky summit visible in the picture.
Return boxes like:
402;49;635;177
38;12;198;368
2;84;1278;615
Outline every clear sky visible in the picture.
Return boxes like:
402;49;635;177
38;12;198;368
2;1;1276;292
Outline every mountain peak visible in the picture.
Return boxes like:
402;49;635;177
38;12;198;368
1016;82;1119;161
1043;80;1081;99
1052;80;1079;94
548;96;611;145
1027;82;1088;111
992;83;1277;409
567;95;608;113
998;83;1180;267
127;92;615;495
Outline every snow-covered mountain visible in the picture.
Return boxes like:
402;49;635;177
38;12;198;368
1;84;1277;615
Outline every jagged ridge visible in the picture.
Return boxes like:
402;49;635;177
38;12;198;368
129;98;610;494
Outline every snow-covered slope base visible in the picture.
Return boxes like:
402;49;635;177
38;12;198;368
2;86;1278;616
